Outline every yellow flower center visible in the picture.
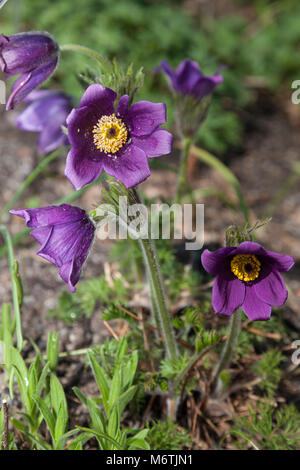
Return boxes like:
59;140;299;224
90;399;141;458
92;114;128;154
230;254;261;282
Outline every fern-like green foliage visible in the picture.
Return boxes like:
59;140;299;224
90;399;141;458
47;276;128;323
147;418;192;450
254;349;283;396
230;402;300;450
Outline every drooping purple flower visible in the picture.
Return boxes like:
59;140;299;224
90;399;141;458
0;32;59;110
158;59;223;99
65;84;173;190
10;204;95;292
201;241;294;321
15;90;73;155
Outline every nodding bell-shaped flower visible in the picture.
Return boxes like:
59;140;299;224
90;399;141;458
10;204;95;293
0;32;59;110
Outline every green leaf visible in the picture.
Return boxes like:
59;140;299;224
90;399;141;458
50;374;68;441
87;351;109;411
107;405;120;440
128;438;150;450
119;385;137;415
35;362;50;397
33;395;56;441
76;427;123;450
108;368;121;411
47;332;60;371
72;386;88;406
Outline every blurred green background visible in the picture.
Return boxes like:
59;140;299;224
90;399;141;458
1;0;300;153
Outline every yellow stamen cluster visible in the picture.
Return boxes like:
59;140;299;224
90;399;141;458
231;254;261;282
92;114;127;154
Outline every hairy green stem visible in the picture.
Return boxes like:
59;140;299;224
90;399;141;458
60;44;111;74
0;225;23;351
138;237;178;360
211;309;242;396
175;136;192;204
129;189;177;360
0;149;61;222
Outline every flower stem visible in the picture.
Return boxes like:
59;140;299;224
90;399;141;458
60;44;112;75
138;237;178;360
0;225;23;351
130;189;178;360
211;309;242;396
175;136;192;203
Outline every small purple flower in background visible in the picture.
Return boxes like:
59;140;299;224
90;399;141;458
0;32;59;110
201;241;294;321
16;90;73;155
10;204;95;293
158;59;223;100
65;84;173;190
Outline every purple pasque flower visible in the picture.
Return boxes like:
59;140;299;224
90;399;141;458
158;59;223;99
201;241;294;321
65;84;173;190
0;32;59;110
16;90;72;155
10;204;95;293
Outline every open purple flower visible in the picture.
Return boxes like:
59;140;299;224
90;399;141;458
158;59;223;99
16;90;72;155
10;204;95;292
0;32;59;110
201;241;294;321
65;84;173;190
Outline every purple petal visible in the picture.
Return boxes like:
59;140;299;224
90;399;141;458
235;241;266;255
10;205;86;227
212;275;245;315
37;221;85;265
10;204;95;293
132;129;173;157
201;247;236;276
193;74;223;97
255;271;288;306
127;101;166;137
158;60;177;87
263;250;295;273
16;91;71;132
59;260;77;293
236;242;294;273
241;285;272;321
1;32;58;76
79;84;116;114
66;106;98;148
65;146;104;190
38;125;69;155
6;58;58;110
103;145;150;188
176;59;203;94
117;94;130;118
